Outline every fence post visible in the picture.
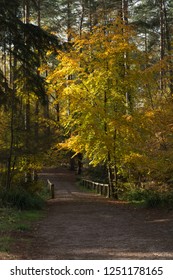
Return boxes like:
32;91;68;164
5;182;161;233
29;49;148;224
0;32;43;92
51;183;55;199
107;184;110;198
95;183;98;194
47;179;55;199
100;184;103;195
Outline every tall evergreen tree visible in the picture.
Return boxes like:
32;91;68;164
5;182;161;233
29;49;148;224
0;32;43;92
0;0;59;187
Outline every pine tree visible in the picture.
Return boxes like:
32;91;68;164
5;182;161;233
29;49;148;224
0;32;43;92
0;0;59;187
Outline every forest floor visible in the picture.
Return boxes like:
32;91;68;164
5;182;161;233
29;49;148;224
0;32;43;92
1;167;173;260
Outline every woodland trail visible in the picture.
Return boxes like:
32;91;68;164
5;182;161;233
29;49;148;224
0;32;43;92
4;168;173;259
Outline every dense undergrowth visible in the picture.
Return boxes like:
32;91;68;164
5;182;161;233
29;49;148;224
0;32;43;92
121;185;173;209
0;179;49;210
81;166;173;209
0;179;49;254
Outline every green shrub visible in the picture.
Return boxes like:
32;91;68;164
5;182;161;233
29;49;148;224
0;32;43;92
144;190;163;208
160;191;173;209
0;187;45;210
123;185;173;208
143;190;173;208
122;185;145;202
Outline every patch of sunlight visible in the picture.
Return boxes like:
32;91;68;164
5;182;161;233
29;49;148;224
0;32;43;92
146;219;172;223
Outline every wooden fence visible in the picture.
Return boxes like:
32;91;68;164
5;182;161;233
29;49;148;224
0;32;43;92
82;178;110;198
47;179;55;199
46;177;110;199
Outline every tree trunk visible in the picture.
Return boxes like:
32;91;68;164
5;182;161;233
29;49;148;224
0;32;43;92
6;33;17;189
77;153;83;175
24;0;31;142
44;94;50;135
107;152;118;199
122;0;132;113
35;0;41;145
159;0;165;95
6;109;14;189
67;0;72;42
24;0;32;183
79;2;85;37
163;0;173;96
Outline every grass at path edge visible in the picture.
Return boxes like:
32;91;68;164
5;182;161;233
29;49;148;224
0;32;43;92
0;207;45;254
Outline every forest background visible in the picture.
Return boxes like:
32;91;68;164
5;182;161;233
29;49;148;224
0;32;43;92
0;0;173;207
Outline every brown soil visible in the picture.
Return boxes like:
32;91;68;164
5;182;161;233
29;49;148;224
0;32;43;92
1;168;173;259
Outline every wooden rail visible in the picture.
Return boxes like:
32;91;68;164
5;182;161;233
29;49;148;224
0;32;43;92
47;179;55;199
82;179;110;198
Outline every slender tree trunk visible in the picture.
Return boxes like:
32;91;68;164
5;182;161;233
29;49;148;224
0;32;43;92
113;129;118;199
23;0;32;182
77;153;83;175
56;103;60;122
6;32;17;189
2;33;8;96
88;0;92;32
159;0;165;95
107;159;114;198
6;116;14;189
122;0;132;113
122;0;128;22
79;2;85;37
24;0;31;141
88;0;97;31
35;0;41;144
67;0;72;42
44;94;50;135
6;101;15;189
163;0;173;96
107;152;118;199
144;28;155;109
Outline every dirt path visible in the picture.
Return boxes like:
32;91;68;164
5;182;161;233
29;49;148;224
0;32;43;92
6;168;173;259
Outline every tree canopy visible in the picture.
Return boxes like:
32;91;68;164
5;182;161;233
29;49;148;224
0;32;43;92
0;0;173;197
